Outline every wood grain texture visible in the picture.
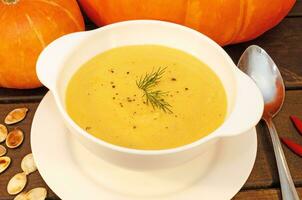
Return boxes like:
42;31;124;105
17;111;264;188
272;90;302;186
0;88;48;104
233;188;302;200
289;0;302;17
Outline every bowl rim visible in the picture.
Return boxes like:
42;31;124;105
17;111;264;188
52;20;242;155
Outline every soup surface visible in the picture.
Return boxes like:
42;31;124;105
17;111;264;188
66;45;227;150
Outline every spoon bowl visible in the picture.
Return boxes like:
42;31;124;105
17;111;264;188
237;45;285;119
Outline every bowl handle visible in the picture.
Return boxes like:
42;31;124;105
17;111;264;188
36;32;87;90
218;70;264;137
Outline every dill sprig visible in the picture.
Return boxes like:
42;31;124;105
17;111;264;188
136;67;166;91
136;67;172;113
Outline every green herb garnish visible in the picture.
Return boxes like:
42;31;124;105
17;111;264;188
136;67;172;113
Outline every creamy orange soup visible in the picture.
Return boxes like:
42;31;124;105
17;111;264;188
66;45;227;150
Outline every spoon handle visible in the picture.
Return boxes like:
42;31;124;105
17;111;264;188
265;118;300;200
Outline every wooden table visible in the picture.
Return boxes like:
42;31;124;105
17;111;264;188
0;2;302;200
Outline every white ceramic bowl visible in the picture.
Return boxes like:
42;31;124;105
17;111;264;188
37;20;264;170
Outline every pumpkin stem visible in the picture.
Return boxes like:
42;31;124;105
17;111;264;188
2;0;19;5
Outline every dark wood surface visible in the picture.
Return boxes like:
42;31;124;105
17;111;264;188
289;0;302;16
233;188;302;200
0;2;301;200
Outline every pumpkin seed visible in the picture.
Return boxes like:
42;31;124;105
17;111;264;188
5;108;28;125
21;153;37;175
0;124;8;143
0;156;11;174
7;172;27;195
0;145;6;156
14;192;27;200
26;187;47;200
6;128;24;149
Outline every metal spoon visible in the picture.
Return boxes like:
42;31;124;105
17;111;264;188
238;45;300;200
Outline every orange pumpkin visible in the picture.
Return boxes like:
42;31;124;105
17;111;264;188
0;0;85;89
79;0;295;46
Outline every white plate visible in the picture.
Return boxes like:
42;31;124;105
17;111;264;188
31;92;257;200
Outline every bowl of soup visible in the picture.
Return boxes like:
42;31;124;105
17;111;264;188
36;20;264;169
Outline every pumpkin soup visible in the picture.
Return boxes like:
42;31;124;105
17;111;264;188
66;45;227;150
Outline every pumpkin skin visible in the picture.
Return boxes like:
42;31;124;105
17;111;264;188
0;0;85;89
79;0;295;46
